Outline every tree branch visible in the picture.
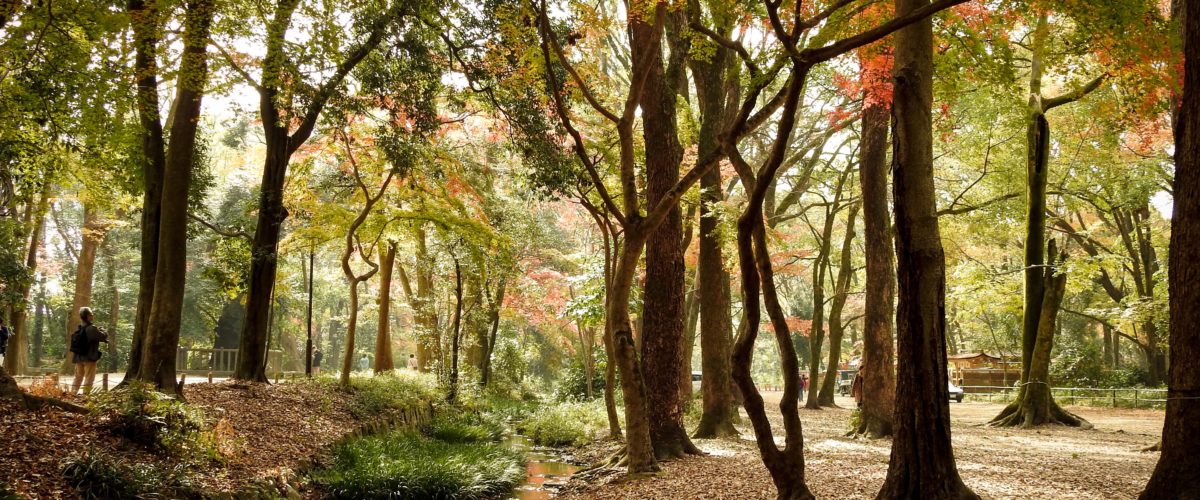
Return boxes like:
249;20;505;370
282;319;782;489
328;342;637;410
1043;73;1107;111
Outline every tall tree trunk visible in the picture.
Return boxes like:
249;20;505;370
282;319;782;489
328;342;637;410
876;0;976;496
632;6;699;460
605;232;658;472
447;258;463;401
136;0;214;394
1141;0;1200;492
414;227;437;371
236;1;402;382
61;204;105;374
125;0;165;383
32;280;46;368
340;280;361;384
374;242;396;373
3;187;47;375
819;202;859;406
855;102;895;438
104;238;119;372
806;217;833;408
480;277;505;386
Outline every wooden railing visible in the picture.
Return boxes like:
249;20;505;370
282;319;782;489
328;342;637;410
176;348;283;376
961;385;1168;409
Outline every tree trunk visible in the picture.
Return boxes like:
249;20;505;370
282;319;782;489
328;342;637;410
679;280;698;403
819;202;859;407
632;6;699;460
374;242;396;373
807;215;833;408
104;238;119;372
1141;0;1200;492
3;187;47;375
124;0;165;383
448;258;463;401
876;0;976;496
606;232;658;472
135;0;214;394
480;277;505;386
414;227;437;372
61;204;105;374
855;102;895;438
31;281;46;368
339;280;361;385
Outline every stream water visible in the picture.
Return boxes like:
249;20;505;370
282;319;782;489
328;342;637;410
504;434;582;499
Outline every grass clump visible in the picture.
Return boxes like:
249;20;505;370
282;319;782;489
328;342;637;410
427;412;505;444
312;431;524;500
61;451;197;499
518;399;609;447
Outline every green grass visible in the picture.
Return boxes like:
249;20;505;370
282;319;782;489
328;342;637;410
517;399;610;447
299;371;442;419
61;451;197;499
427;412;506;444
312;431;525;500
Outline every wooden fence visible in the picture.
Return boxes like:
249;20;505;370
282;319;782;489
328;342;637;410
962;385;1168;409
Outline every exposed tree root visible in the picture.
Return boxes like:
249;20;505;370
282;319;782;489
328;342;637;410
1141;440;1162;452
0;368;88;414
988;400;1093;429
605;446;663;472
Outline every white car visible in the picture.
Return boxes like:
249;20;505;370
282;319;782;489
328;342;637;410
948;381;965;403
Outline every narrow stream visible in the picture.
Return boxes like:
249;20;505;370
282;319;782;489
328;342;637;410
504;434;581;499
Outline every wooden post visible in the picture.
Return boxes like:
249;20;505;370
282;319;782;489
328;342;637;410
208;372;213;383
1134;389;1139;408
102;373;108;391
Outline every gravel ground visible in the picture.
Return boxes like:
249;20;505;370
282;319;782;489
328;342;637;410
562;393;1164;499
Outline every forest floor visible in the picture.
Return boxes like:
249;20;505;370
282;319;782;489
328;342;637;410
0;380;395;499
563;392;1164;499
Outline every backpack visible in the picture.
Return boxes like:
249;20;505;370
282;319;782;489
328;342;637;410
69;324;89;355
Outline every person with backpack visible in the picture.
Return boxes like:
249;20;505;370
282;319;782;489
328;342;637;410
0;317;11;365
311;348;323;375
69;307;108;394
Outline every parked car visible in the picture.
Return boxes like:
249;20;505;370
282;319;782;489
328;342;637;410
692;371;702;393
836;369;856;396
948;381;965;403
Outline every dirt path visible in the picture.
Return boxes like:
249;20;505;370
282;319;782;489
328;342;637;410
564;392;1163;499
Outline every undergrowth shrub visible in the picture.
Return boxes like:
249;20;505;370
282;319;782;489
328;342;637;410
88;382;218;462
517;399;608;447
61;451;197;499
312;431;524;500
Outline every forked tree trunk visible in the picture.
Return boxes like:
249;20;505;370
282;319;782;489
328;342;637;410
124;0;165;383
991;241;1090;428
876;0;976;496
374;242;396;373
137;0;216;390
136;0;215;394
1140;1;1200;495
855;102;895;438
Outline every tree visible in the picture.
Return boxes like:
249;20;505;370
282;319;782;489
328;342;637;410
875;0;976;496
374;241;397;373
130;0;217;393
990;9;1104;427
1140;0;1200;494
226;0;413;382
854;95;896;438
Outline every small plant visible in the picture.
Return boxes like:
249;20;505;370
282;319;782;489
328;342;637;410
518;399;609;447
312;431;524;499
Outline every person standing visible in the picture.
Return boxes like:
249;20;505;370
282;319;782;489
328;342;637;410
0;317;11;366
312;348;323;375
69;307;108;394
357;354;369;372
851;365;865;408
407;353;418;370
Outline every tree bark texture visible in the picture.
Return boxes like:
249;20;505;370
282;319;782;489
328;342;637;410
855;103;896;438
1140;0;1200;494
876;0;976;496
374;241;396;373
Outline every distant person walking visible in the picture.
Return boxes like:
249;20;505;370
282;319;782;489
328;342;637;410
0;317;11;366
69;307;108;394
851;365;865;408
357;354;369;372
312;349;323;375
407;354;418;370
